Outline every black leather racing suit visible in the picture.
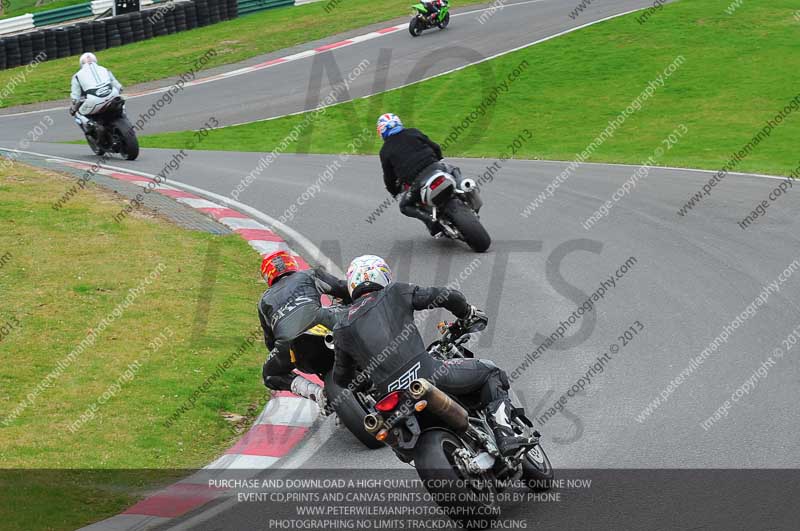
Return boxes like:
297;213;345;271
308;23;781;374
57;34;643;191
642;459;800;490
332;282;510;411
259;268;350;391
379;128;449;229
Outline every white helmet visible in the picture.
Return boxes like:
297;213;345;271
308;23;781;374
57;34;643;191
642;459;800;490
346;255;392;297
79;53;97;67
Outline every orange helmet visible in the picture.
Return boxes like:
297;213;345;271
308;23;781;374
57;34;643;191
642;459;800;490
260;251;299;286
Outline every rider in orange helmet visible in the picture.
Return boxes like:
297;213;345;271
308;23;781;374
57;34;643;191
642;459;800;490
258;251;350;401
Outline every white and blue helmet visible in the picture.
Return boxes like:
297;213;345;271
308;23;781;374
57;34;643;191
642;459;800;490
346;255;393;297
377;113;404;140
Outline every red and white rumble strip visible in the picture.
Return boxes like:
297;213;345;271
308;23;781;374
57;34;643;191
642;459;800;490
54;161;325;530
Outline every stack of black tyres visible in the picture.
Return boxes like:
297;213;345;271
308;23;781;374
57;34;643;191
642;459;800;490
44;30;58;60
118;14;134;45
30;31;46;61
227;0;238;19
130;12;146;42
77;22;94;52
93;20;108;51
208;0;221;24
0;0;242;72
174;3;188;32
195;0;210;27
150;12;167;37
184;2;199;30
142;12;154;39
166;7;179;34
55;28;70;58
106;18;122;48
67;25;83;56
5;36;21;69
19;33;33;65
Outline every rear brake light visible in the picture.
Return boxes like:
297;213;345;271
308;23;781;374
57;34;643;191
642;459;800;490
376;391;402;412
430;176;446;190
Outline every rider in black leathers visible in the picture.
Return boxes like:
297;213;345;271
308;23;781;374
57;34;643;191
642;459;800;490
332;254;529;456
378;113;458;236
258;251;350;398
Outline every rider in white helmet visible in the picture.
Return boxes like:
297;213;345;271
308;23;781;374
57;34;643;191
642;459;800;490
69;53;123;132
333;255;532;457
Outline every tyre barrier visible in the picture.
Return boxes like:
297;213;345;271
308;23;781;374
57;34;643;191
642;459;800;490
117;15;133;45
164;9;177;35
19;33;33;65
209;0;222;24
5;36;21;69
77;22;95;52
44;29;59;59
174;4;188;33
131;13;146;42
69;24;85;56
142;14;154;40
185;2;199;29
55;28;70;58
93;21;108;51
0;0;292;71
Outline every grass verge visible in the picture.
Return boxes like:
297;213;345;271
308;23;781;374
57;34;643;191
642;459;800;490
0;160;268;530
0;0;84;21
0;0;471;108
141;0;800;177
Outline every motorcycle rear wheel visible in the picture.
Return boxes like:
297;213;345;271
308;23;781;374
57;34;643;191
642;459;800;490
414;429;498;524
445;197;491;252
409;16;424;37
113;118;139;161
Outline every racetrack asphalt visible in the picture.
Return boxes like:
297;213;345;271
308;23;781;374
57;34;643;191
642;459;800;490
2;0;798;529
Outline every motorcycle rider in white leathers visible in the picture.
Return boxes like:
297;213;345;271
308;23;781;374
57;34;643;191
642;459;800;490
69;53;123;132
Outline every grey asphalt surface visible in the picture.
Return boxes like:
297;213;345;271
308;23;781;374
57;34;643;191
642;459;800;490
0;0;660;142
3;0;799;529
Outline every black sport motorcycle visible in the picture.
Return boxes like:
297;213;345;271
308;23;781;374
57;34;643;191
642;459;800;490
418;165;491;252
362;319;554;522
78;96;139;160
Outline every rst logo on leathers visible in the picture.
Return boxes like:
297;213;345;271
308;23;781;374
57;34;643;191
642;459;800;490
387;361;422;392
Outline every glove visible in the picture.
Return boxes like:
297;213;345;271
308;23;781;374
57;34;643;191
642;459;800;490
467;305;488;327
69;107;77;117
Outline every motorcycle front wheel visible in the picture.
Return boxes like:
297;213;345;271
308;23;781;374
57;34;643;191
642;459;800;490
521;443;555;490
438;12;450;29
414;429;498;525
85;130;105;156
409;16;424;37
444;197;491;252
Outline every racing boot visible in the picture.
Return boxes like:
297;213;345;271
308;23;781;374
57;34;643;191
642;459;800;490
489;399;534;457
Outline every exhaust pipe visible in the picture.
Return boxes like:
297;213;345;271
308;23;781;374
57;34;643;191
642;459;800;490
364;413;383;434
324;333;335;350
460;178;477;192
408;378;469;432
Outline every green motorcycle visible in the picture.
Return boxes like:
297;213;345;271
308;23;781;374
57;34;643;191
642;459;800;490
409;0;450;37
